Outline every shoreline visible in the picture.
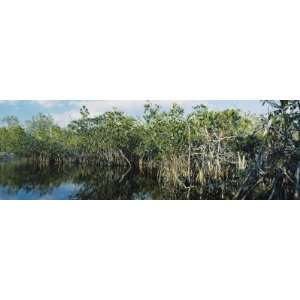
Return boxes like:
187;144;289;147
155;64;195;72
0;153;15;161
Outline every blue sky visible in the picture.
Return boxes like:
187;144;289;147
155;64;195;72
0;100;268;126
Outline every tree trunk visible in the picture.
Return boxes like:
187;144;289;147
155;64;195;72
188;123;191;186
295;162;300;200
118;149;131;168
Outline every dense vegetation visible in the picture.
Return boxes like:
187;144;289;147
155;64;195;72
0;100;299;199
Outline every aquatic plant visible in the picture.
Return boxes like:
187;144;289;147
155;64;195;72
0;100;299;199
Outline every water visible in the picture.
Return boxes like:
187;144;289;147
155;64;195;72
0;159;263;200
0;159;181;200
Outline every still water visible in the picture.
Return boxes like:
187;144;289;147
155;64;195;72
0;159;248;200
0;159;181;200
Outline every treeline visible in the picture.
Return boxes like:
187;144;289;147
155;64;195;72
0;100;299;199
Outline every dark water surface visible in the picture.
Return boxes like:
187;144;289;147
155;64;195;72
0;159;254;200
0;159;177;200
0;159;287;200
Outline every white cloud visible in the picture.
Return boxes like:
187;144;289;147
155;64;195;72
52;109;81;127
52;100;209;126
52;101;133;126
72;100;208;117
73;100;140;114
36;101;61;108
0;100;16;104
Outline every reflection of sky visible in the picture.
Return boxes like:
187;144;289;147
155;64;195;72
0;100;268;127
0;182;80;200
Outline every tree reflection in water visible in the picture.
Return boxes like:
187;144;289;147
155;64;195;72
0;159;262;199
0;160;183;199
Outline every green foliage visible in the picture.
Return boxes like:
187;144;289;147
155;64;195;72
1;100;300;199
0;116;26;154
235;100;300;199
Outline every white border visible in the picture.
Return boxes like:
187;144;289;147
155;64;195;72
1;200;300;300
1;0;300;299
0;0;299;100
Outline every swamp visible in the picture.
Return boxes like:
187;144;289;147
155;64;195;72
0;100;299;200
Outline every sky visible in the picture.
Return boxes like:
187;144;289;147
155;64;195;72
0;100;268;127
